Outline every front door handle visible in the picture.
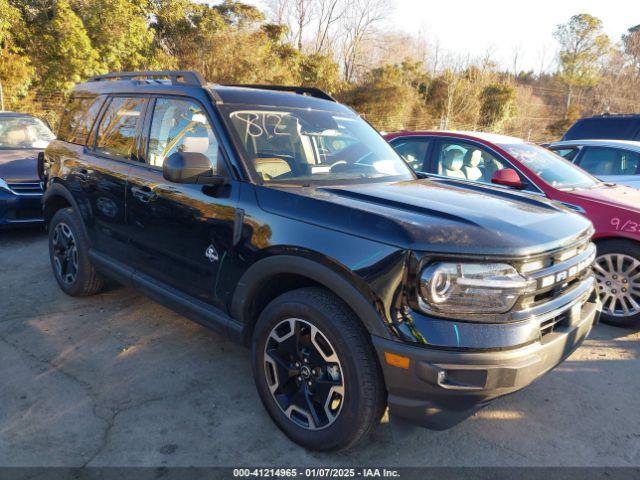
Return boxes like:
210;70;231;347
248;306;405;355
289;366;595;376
131;185;157;203
76;168;89;181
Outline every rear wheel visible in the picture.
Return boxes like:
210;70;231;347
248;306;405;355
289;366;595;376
48;207;104;297
594;239;640;327
251;287;386;451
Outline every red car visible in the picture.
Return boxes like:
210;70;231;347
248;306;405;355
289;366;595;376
385;130;640;327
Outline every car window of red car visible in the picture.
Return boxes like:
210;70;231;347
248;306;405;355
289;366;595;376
389;137;430;171
433;140;506;185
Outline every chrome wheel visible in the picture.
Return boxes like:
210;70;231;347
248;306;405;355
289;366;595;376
594;253;640;317
51;222;79;286
263;318;345;430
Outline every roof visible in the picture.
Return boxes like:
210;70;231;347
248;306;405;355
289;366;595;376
212;85;351;113
549;139;640;151
0;111;38;118
71;79;350;114
386;130;525;145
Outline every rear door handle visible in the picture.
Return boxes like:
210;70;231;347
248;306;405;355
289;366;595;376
131;185;157;203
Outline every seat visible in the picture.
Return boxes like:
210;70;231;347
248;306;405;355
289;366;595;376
463;149;483;181
442;150;466;179
0;127;28;145
254;157;292;180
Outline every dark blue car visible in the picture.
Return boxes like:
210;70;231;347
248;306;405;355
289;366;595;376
0;112;55;228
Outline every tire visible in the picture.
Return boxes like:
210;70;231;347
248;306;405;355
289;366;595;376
594;239;640;327
48;207;104;297
251;287;386;451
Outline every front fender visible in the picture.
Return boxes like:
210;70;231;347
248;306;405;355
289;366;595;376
230;254;397;340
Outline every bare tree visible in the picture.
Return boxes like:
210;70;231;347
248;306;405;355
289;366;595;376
339;0;388;83
311;0;345;53
511;43;524;77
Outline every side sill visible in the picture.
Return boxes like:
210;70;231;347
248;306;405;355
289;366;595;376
88;249;245;342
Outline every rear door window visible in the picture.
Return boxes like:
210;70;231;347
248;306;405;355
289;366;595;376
57;95;105;145
94;97;147;161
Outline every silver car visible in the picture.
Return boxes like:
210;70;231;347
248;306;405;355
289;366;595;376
547;139;640;189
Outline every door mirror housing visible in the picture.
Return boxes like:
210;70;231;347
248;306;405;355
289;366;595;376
162;151;225;186
491;168;524;189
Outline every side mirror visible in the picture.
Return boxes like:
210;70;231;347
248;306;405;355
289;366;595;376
491;168;524;189
162;152;224;185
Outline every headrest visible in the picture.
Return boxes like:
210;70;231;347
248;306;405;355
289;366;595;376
444;149;463;171
464;149;483;167
181;136;209;154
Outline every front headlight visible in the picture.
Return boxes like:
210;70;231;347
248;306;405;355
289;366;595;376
418;262;535;315
0;178;10;192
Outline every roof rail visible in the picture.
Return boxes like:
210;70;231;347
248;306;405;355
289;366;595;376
225;84;336;102
592;113;640;118
88;70;206;87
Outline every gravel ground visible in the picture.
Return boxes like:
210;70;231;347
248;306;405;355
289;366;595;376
1;228;639;468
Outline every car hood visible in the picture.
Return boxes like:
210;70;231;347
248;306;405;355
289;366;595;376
0;149;40;183
568;183;640;212
256;178;593;256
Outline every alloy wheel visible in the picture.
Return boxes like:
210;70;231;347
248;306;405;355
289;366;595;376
52;222;79;286
593;253;640;317
263;318;345;430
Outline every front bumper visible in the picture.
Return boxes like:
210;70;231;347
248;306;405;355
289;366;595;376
374;285;600;430
0;189;43;228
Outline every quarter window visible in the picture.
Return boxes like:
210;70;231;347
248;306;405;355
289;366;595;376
553;147;579;161
95;97;146;160
58;95;105;145
147;98;222;173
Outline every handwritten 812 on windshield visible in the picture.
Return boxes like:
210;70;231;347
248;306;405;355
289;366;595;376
232;468;400;477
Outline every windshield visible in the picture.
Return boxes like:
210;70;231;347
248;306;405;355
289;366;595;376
0;116;55;149
500;143;599;190
221;105;414;185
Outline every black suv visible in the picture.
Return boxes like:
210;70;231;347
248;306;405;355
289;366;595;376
562;114;640;141
43;71;600;451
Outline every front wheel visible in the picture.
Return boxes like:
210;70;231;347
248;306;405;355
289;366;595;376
594;239;640;327
251;287;386;451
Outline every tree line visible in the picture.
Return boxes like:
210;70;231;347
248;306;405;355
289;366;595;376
0;0;639;141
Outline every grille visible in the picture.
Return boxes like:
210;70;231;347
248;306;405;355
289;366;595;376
519;238;596;313
7;182;43;196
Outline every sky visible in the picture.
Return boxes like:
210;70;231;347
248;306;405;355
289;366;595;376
236;0;635;72
390;0;635;71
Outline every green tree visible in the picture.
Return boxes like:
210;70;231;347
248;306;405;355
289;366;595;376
78;0;159;72
299;53;343;94
32;0;101;92
479;83;516;129
554;14;610;115
344;62;427;131
0;0;34;107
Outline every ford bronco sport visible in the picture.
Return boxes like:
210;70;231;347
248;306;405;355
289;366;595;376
42;71;600;451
